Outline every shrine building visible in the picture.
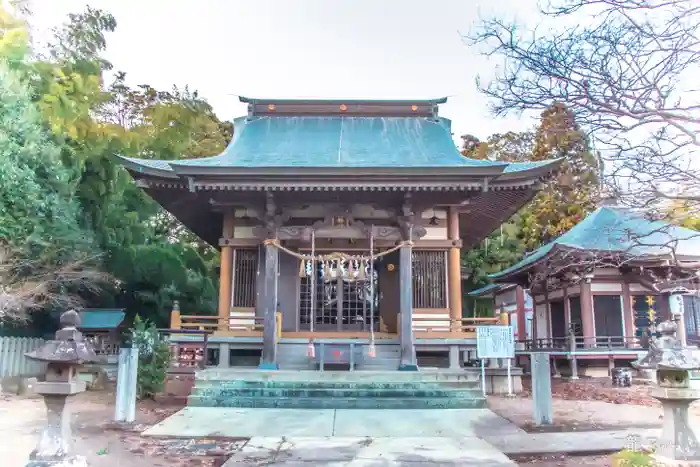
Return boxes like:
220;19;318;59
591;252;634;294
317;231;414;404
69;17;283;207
471;205;700;377
118;97;561;372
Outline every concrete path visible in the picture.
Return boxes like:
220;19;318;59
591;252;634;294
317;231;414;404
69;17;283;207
144;407;667;464
487;429;659;455
143;407;525;438
222;437;516;466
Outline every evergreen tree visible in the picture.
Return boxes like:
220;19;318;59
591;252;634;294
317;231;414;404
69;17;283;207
520;103;600;248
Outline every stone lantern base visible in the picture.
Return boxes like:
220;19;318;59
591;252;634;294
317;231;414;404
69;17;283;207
650;387;700;464
26;457;88;467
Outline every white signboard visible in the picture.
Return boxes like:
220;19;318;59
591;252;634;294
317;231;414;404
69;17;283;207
477;325;515;359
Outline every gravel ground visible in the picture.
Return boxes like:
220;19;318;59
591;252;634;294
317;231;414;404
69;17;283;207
0;389;236;467
492;377;698;466
3;376;680;466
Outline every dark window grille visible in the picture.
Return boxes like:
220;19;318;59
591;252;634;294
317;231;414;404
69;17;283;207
684;295;700;337
299;259;379;331
411;250;447;308
232;249;258;307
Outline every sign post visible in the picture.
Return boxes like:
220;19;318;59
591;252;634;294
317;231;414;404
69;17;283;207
476;325;515;397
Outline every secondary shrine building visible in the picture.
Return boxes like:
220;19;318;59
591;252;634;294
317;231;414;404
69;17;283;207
119;97;560;371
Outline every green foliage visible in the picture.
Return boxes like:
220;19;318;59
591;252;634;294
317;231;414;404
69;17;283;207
460;103;600;297
0;5;221;326
130;316;170;400
522;103;600;248
610;449;655;466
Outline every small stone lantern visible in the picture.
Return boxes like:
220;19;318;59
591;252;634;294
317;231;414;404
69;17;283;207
25;309;98;467
632;316;700;463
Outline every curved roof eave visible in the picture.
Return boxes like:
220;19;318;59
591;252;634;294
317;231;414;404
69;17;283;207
238;96;449;105
488;243;560;282
116;155;179;179
497;158;564;180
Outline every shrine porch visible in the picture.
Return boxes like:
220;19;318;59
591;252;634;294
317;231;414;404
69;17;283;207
167;334;493;371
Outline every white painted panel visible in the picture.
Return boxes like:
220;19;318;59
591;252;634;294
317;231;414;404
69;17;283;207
422;226;448;240
567;284;581;295
593;268;622;277
412;312;450;330
420;208;446;219
535;304;548;338
229;309;256;329
234;226;256;239
591;282;623;292
630;283;654;293
549;289;564;300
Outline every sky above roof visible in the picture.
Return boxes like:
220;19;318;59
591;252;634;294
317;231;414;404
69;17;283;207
30;0;550;143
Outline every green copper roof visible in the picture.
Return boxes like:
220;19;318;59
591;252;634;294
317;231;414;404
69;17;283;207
468;283;515;297
490;207;700;280
118;98;563;177
126;116;508;170
78;309;126;330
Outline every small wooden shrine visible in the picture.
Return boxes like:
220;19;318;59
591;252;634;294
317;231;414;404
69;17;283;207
478;206;700;375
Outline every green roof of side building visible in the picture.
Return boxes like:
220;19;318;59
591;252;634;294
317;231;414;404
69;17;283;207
118;97;560;175
78;309;126;330
490;207;700;281
468;283;516;297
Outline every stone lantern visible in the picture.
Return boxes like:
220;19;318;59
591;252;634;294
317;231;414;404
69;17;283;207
25;309;98;467
632;315;700;463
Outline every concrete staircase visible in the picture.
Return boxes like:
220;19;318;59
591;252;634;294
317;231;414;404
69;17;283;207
188;369;486;410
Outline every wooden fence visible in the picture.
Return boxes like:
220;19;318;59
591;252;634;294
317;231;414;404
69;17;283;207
0;337;46;378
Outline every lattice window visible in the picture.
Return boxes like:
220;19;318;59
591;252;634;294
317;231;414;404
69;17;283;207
411;250;447;308
232;249;258;307
299;259;380;331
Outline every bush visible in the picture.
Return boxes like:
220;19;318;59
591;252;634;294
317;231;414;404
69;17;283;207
130;316;170;400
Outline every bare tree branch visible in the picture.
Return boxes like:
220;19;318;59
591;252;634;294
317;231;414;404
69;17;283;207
0;244;112;322
470;0;700;216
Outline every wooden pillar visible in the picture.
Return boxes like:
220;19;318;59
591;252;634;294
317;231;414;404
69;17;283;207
259;241;279;369
217;212;235;329
447;206;462;330
622;282;634;346
170;300;181;330
563;287;571;330
580;281;595;347
516;286;527;342
544;289;552;342
658;293;671;321
398;245;418;371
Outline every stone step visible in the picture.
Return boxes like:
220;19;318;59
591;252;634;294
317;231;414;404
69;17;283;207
196;369;479;383
188;395;487;410
193;380;480;391
191;387;483;399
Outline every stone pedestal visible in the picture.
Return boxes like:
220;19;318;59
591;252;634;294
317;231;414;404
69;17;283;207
651;388;700;464
26;395;87;467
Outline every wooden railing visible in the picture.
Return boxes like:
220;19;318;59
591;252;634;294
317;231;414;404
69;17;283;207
520;335;642;351
170;307;501;339
171;312;282;339
408;315;502;337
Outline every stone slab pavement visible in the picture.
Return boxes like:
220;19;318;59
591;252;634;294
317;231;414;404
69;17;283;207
222;437;516;466
143;407;525;438
485;428;660;456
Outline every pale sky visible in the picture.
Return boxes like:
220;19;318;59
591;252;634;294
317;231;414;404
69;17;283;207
31;0;546;142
